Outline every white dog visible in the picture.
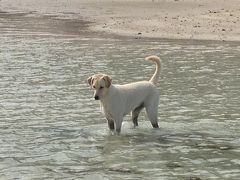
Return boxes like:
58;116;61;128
88;55;161;133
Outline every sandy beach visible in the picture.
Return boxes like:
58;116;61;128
1;0;240;41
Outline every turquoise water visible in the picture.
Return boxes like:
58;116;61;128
0;12;240;179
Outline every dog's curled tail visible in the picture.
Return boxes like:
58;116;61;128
145;55;161;85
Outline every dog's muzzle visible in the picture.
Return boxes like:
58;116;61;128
94;95;99;100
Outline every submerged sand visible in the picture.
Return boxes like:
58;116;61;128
1;0;240;41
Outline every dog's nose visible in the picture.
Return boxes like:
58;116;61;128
94;96;99;100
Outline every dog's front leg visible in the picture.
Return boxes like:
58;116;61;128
114;115;123;134
107;118;114;131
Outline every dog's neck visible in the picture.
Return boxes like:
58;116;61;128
100;84;116;103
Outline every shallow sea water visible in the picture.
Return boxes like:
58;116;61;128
0;12;240;180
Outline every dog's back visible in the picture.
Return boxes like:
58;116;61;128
114;81;159;116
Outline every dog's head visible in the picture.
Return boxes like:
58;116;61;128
87;73;112;100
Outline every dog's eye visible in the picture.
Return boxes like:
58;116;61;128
93;86;96;89
100;86;104;89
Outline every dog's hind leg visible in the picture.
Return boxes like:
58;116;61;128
146;107;159;128
145;99;159;128
132;103;144;127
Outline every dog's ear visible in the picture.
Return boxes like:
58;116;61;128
102;75;112;88
87;76;93;86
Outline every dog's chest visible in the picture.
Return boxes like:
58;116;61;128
101;103;114;120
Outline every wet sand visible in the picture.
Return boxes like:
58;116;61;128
1;0;240;41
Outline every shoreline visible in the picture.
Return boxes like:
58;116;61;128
1;0;240;42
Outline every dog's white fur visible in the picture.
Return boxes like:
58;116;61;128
88;55;161;133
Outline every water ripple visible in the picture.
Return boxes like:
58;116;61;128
0;12;240;179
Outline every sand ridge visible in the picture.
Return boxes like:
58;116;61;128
1;0;239;41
